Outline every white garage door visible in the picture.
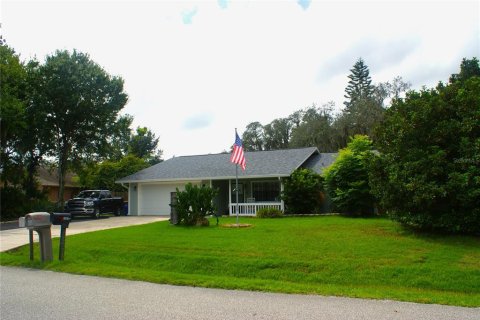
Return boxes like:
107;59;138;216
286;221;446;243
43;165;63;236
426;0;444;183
138;182;200;216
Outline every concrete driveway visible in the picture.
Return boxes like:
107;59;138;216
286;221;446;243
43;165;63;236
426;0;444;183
0;216;167;252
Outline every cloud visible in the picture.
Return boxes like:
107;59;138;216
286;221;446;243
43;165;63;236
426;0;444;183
218;0;229;10
297;0;311;10
317;37;421;82
182;7;198;25
183;112;214;130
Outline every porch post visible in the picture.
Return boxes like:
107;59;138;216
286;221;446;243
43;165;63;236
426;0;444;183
279;177;285;212
228;179;232;215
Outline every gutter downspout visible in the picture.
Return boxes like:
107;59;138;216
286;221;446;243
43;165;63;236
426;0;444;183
120;183;129;216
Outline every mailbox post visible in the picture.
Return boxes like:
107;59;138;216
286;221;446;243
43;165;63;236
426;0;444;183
19;212;53;262
50;213;71;260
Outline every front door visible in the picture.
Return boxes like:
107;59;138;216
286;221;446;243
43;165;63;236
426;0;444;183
212;180;229;215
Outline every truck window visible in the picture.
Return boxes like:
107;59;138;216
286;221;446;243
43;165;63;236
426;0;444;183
100;191;111;199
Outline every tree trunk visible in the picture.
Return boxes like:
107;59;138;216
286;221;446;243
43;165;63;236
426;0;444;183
57;144;69;209
24;153;40;199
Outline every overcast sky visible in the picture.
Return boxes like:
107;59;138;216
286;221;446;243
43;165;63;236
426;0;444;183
2;0;479;159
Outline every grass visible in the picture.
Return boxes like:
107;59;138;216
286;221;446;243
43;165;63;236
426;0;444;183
1;216;479;307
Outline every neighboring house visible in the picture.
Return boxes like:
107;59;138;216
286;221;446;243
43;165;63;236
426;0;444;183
116;147;336;217
36;166;81;202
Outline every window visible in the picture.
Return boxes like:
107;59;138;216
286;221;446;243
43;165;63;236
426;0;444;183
252;181;280;202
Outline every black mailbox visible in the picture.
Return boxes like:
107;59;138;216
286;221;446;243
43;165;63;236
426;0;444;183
50;212;71;260
51;212;71;227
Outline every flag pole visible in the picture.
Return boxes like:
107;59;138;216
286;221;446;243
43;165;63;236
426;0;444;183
235;128;239;225
236;163;239;225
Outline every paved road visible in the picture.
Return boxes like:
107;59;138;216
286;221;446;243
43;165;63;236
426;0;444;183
1;267;478;320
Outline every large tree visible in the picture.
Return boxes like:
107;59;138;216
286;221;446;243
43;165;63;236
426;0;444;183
79;155;149;192
242;121;264;151
19;59;57;198
38;50;128;206
336;58;380;148
449;57;480;83
0;44;27;188
128;126;163;164
107;114;134;161
263;118;292;150
371;58;480;234
289;103;337;152
343;58;375;108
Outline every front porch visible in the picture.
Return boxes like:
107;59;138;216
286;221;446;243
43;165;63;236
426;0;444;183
229;202;283;216
212;178;284;216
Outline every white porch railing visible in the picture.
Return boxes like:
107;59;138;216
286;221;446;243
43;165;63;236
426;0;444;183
229;203;282;216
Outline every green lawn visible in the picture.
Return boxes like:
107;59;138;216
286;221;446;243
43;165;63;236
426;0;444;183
1;216;479;307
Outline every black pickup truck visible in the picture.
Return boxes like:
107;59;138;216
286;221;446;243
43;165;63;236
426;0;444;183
65;190;124;219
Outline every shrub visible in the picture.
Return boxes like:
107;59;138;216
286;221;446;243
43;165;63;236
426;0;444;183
323;135;376;216
172;183;218;226
1;187;29;221
372;61;480;234
281;168;323;214
256;208;284;218
0;187;57;221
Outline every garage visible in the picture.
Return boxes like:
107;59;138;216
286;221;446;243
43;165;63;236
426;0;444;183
137;182;200;216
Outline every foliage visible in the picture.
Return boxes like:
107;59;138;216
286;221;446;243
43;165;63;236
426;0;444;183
289;103;338;152
263;118;292;150
372;59;480;234
2;216;479;306
78;155;149;191
343;57;375;108
241;70;409;153
37;49;128;205
242;121;264;151
323;135;376;216
0;43;162;210
173;183;218;226
449;57;480;83
0;44;27;188
256;207;284;218
281;168;323;214
128;126;163;165
375;76;411;104
108;114;134;161
334;60;411;148
0;186;57;221
0;187;29;220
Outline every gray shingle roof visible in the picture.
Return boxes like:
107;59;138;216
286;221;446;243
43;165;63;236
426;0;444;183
117;147;332;183
302;153;337;174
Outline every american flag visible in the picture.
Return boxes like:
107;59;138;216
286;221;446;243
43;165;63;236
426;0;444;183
231;132;246;170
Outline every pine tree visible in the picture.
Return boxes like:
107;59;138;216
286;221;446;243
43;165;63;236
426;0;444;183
344;58;374;108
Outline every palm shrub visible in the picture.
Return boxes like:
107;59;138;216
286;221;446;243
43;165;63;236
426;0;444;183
281;168;323;214
323;135;376;216
173;183;218;226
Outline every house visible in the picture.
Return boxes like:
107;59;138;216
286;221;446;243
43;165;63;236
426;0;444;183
36;166;81;202
116;147;337;217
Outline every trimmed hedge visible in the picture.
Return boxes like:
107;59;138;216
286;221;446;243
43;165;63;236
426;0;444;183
256;208;284;218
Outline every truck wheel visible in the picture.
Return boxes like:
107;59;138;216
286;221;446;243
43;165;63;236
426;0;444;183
113;207;120;216
92;208;100;219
